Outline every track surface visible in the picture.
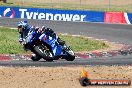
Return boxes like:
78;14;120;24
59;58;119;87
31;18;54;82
0;18;132;66
0;55;132;66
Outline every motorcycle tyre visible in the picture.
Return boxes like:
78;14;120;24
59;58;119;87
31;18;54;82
33;46;53;61
31;55;41;61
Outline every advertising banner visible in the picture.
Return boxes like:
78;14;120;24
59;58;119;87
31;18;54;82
0;6;104;22
126;13;132;24
104;12;132;24
0;6;132;24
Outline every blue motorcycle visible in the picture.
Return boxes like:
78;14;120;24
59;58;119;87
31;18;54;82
23;30;75;61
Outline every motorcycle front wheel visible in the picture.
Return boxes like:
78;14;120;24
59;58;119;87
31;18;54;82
64;48;75;61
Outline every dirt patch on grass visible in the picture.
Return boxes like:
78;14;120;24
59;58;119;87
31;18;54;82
89;39;124;52
70;35;125;54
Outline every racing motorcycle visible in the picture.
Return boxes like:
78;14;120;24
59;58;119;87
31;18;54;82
22;30;75;61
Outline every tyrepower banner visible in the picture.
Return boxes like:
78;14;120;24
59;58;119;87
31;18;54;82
0;6;104;22
104;12;132;24
0;6;132;24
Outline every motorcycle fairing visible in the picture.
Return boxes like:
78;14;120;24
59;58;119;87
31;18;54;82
39;34;62;56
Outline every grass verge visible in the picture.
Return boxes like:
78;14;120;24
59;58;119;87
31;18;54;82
0;27;108;54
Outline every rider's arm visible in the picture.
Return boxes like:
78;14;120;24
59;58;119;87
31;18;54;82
18;30;24;43
19;34;23;43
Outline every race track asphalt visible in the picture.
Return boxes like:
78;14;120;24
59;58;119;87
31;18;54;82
0;18;132;66
1;18;132;44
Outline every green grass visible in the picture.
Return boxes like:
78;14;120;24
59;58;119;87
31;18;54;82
0;27;108;54
59;35;108;52
0;27;25;54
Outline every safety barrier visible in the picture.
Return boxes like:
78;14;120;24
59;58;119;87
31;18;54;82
104;12;132;24
0;6;132;24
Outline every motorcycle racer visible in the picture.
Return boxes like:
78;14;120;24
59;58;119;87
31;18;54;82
17;21;75;61
17;21;35;44
18;20;65;46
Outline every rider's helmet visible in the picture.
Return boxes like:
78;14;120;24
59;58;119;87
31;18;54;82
17;20;28;33
35;26;39;31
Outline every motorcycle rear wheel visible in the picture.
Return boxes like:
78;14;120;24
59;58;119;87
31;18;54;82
33;45;53;61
